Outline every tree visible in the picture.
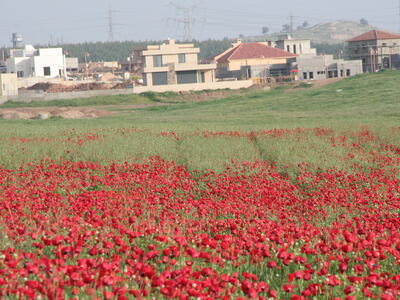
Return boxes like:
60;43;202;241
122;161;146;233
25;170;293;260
262;26;269;35
281;24;291;33
302;21;309;28
360;18;369;26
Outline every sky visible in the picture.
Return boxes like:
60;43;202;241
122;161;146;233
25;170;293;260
0;0;399;46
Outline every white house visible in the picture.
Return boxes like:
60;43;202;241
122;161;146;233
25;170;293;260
6;45;66;79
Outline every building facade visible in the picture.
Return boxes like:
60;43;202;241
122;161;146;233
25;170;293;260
6;45;67;79
274;34;317;55
136;40;216;86
0;74;18;97
296;55;363;80
347;30;400;72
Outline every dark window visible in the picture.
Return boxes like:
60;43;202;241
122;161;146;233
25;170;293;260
309;72;313;79
153;55;163;67
43;67;51;76
328;71;333;78
178;54;186;64
299;44;302;54
340;70;344;77
303;72;307;79
201;72;205;83
152;72;168;85
17;71;24;78
382;43;387;47
293;45;297;54
177;70;198;84
287;45;290;52
346;69;351;76
334;70;338;78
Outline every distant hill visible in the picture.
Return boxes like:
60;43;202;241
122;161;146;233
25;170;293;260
245;20;376;44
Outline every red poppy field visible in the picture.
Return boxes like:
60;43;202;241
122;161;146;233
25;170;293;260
0;127;399;300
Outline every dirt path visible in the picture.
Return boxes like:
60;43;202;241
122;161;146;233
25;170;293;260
284;77;344;93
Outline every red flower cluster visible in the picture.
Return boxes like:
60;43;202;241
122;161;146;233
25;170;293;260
0;128;399;299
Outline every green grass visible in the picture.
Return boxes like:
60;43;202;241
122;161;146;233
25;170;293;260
0;71;399;172
0;93;153;108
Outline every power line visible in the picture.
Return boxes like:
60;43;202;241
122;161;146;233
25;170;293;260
169;2;201;41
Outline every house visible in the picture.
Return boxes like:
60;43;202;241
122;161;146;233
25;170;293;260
6;45;66;78
346;29;400;72
136;39;217;87
0;73;18;97
213;40;297;78
274;34;317;55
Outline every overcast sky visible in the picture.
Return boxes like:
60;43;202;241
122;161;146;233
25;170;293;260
0;0;399;46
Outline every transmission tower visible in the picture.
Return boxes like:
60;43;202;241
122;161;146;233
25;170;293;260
169;2;200;41
108;7;115;41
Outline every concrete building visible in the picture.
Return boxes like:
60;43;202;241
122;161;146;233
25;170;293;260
0;73;18;97
274;34;317;55
66;57;79;73
6;45;66;78
347;30;400;72
136;40;217;86
296;55;363;80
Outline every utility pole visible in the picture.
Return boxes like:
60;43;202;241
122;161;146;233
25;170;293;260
169;2;199;41
289;13;294;37
398;0;400;33
108;7;115;41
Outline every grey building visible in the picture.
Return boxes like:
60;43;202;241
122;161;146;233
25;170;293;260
296;54;363;80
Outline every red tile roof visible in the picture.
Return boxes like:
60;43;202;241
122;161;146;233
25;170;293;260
216;43;297;63
346;30;400;42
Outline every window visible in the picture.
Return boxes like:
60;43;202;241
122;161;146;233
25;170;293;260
346;69;351;76
178;54;186;64
200;72;206;83
287;45;290;52
340;70;344;77
334;70;338;78
309;72;313;79
153;55;163;67
299;44;302;54
177;70;197;84
43;67;51;76
152;72;168;86
293;45;297;54
17;71;24;78
303;72;308;79
382;43;387;47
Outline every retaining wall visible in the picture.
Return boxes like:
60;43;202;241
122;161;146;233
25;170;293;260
132;80;253;94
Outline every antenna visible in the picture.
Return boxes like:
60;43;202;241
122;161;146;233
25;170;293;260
108;6;115;41
169;2;200;41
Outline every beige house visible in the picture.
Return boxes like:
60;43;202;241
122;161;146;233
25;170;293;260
212;40;297;73
0;74;18;97
136;40;216;86
347;30;400;72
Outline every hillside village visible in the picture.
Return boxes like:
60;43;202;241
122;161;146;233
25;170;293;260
1;25;400;104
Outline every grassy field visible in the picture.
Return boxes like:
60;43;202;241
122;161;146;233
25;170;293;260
0;71;399;299
0;70;399;172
